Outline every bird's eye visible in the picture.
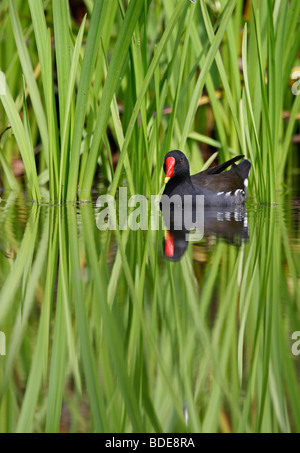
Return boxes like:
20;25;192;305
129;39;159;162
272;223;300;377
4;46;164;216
178;159;183;164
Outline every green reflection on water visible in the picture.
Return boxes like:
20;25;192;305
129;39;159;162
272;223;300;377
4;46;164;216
0;191;299;433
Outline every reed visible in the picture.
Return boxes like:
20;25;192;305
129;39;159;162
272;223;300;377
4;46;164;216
0;0;299;434
1;0;299;202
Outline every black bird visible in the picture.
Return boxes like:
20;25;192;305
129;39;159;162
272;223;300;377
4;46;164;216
162;150;251;207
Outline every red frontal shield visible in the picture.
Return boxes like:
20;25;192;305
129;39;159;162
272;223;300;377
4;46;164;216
165;156;175;182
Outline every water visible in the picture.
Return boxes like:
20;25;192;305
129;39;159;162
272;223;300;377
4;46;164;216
0;190;299;432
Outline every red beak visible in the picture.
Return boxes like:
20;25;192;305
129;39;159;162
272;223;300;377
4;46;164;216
165;156;175;183
164;231;174;258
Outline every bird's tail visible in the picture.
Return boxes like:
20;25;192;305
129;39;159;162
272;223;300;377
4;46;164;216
203;155;245;175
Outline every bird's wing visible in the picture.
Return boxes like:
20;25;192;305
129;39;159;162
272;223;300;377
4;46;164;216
191;159;251;193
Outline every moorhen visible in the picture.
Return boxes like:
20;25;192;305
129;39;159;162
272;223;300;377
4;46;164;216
162;150;251;207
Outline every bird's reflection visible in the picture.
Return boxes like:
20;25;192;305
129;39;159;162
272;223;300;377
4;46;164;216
161;205;249;261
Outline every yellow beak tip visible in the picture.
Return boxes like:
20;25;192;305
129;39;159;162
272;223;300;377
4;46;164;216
165;176;170;184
